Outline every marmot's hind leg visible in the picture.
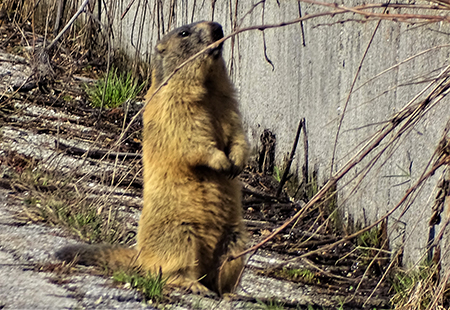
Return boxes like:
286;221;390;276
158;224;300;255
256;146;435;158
137;226;211;294
216;225;247;294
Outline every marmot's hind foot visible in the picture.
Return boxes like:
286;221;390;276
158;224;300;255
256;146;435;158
168;277;213;296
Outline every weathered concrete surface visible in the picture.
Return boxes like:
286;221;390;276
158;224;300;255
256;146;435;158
0;188;154;310
0;52;34;91
0;251;76;310
94;0;450;267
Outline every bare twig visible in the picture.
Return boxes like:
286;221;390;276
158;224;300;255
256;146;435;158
260;2;274;70
47;0;90;50
0;0;42;49
276;118;304;197
297;0;306;46
330;3;388;176
301;0;450;22
302;120;309;192
121;0;136;20
242;182;277;200
55;140;141;160
353;44;450;96
303;257;358;282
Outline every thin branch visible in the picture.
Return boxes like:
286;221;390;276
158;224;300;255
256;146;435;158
238;1;266;28
121;0;137;20
297;0;306;46
260;1;274;70
276;118;304;197
330;3;387;176
0;0;42;49
55;140;141;160
47;0;90;50
301;0;450;22
353;44;450;94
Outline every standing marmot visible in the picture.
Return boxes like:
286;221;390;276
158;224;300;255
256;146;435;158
56;21;249;295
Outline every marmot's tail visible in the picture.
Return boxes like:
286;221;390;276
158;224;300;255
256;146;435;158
55;244;138;270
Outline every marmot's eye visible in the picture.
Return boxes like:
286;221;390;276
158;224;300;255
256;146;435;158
179;30;190;37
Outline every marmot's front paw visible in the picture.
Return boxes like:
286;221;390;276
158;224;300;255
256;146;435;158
226;162;242;179
227;152;246;178
209;150;232;172
208;149;246;178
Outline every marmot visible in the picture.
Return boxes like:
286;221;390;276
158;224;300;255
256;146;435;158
56;21;249;295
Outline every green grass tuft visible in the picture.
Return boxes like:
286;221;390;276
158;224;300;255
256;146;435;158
85;68;145;108
113;270;166;302
278;267;317;284
273;166;282;183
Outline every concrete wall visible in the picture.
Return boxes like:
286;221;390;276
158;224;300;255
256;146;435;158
57;0;450;266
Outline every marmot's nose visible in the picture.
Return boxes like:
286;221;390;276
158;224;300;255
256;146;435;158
209;22;224;42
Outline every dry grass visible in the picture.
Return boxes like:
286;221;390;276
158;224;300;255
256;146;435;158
390;261;450;310
1;150;136;245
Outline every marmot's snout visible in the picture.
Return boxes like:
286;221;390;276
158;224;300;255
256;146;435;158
209;22;224;42
197;21;224;51
203;21;224;56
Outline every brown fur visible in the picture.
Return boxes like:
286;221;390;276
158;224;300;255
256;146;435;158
56;21;249;295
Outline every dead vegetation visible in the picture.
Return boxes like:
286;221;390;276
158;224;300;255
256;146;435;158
0;149;137;245
2;0;450;309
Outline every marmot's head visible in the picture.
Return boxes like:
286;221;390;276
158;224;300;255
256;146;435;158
151;21;225;87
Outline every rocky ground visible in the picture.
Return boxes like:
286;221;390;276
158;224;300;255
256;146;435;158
0;20;392;310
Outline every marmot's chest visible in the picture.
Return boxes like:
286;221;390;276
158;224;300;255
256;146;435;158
146;107;228;149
